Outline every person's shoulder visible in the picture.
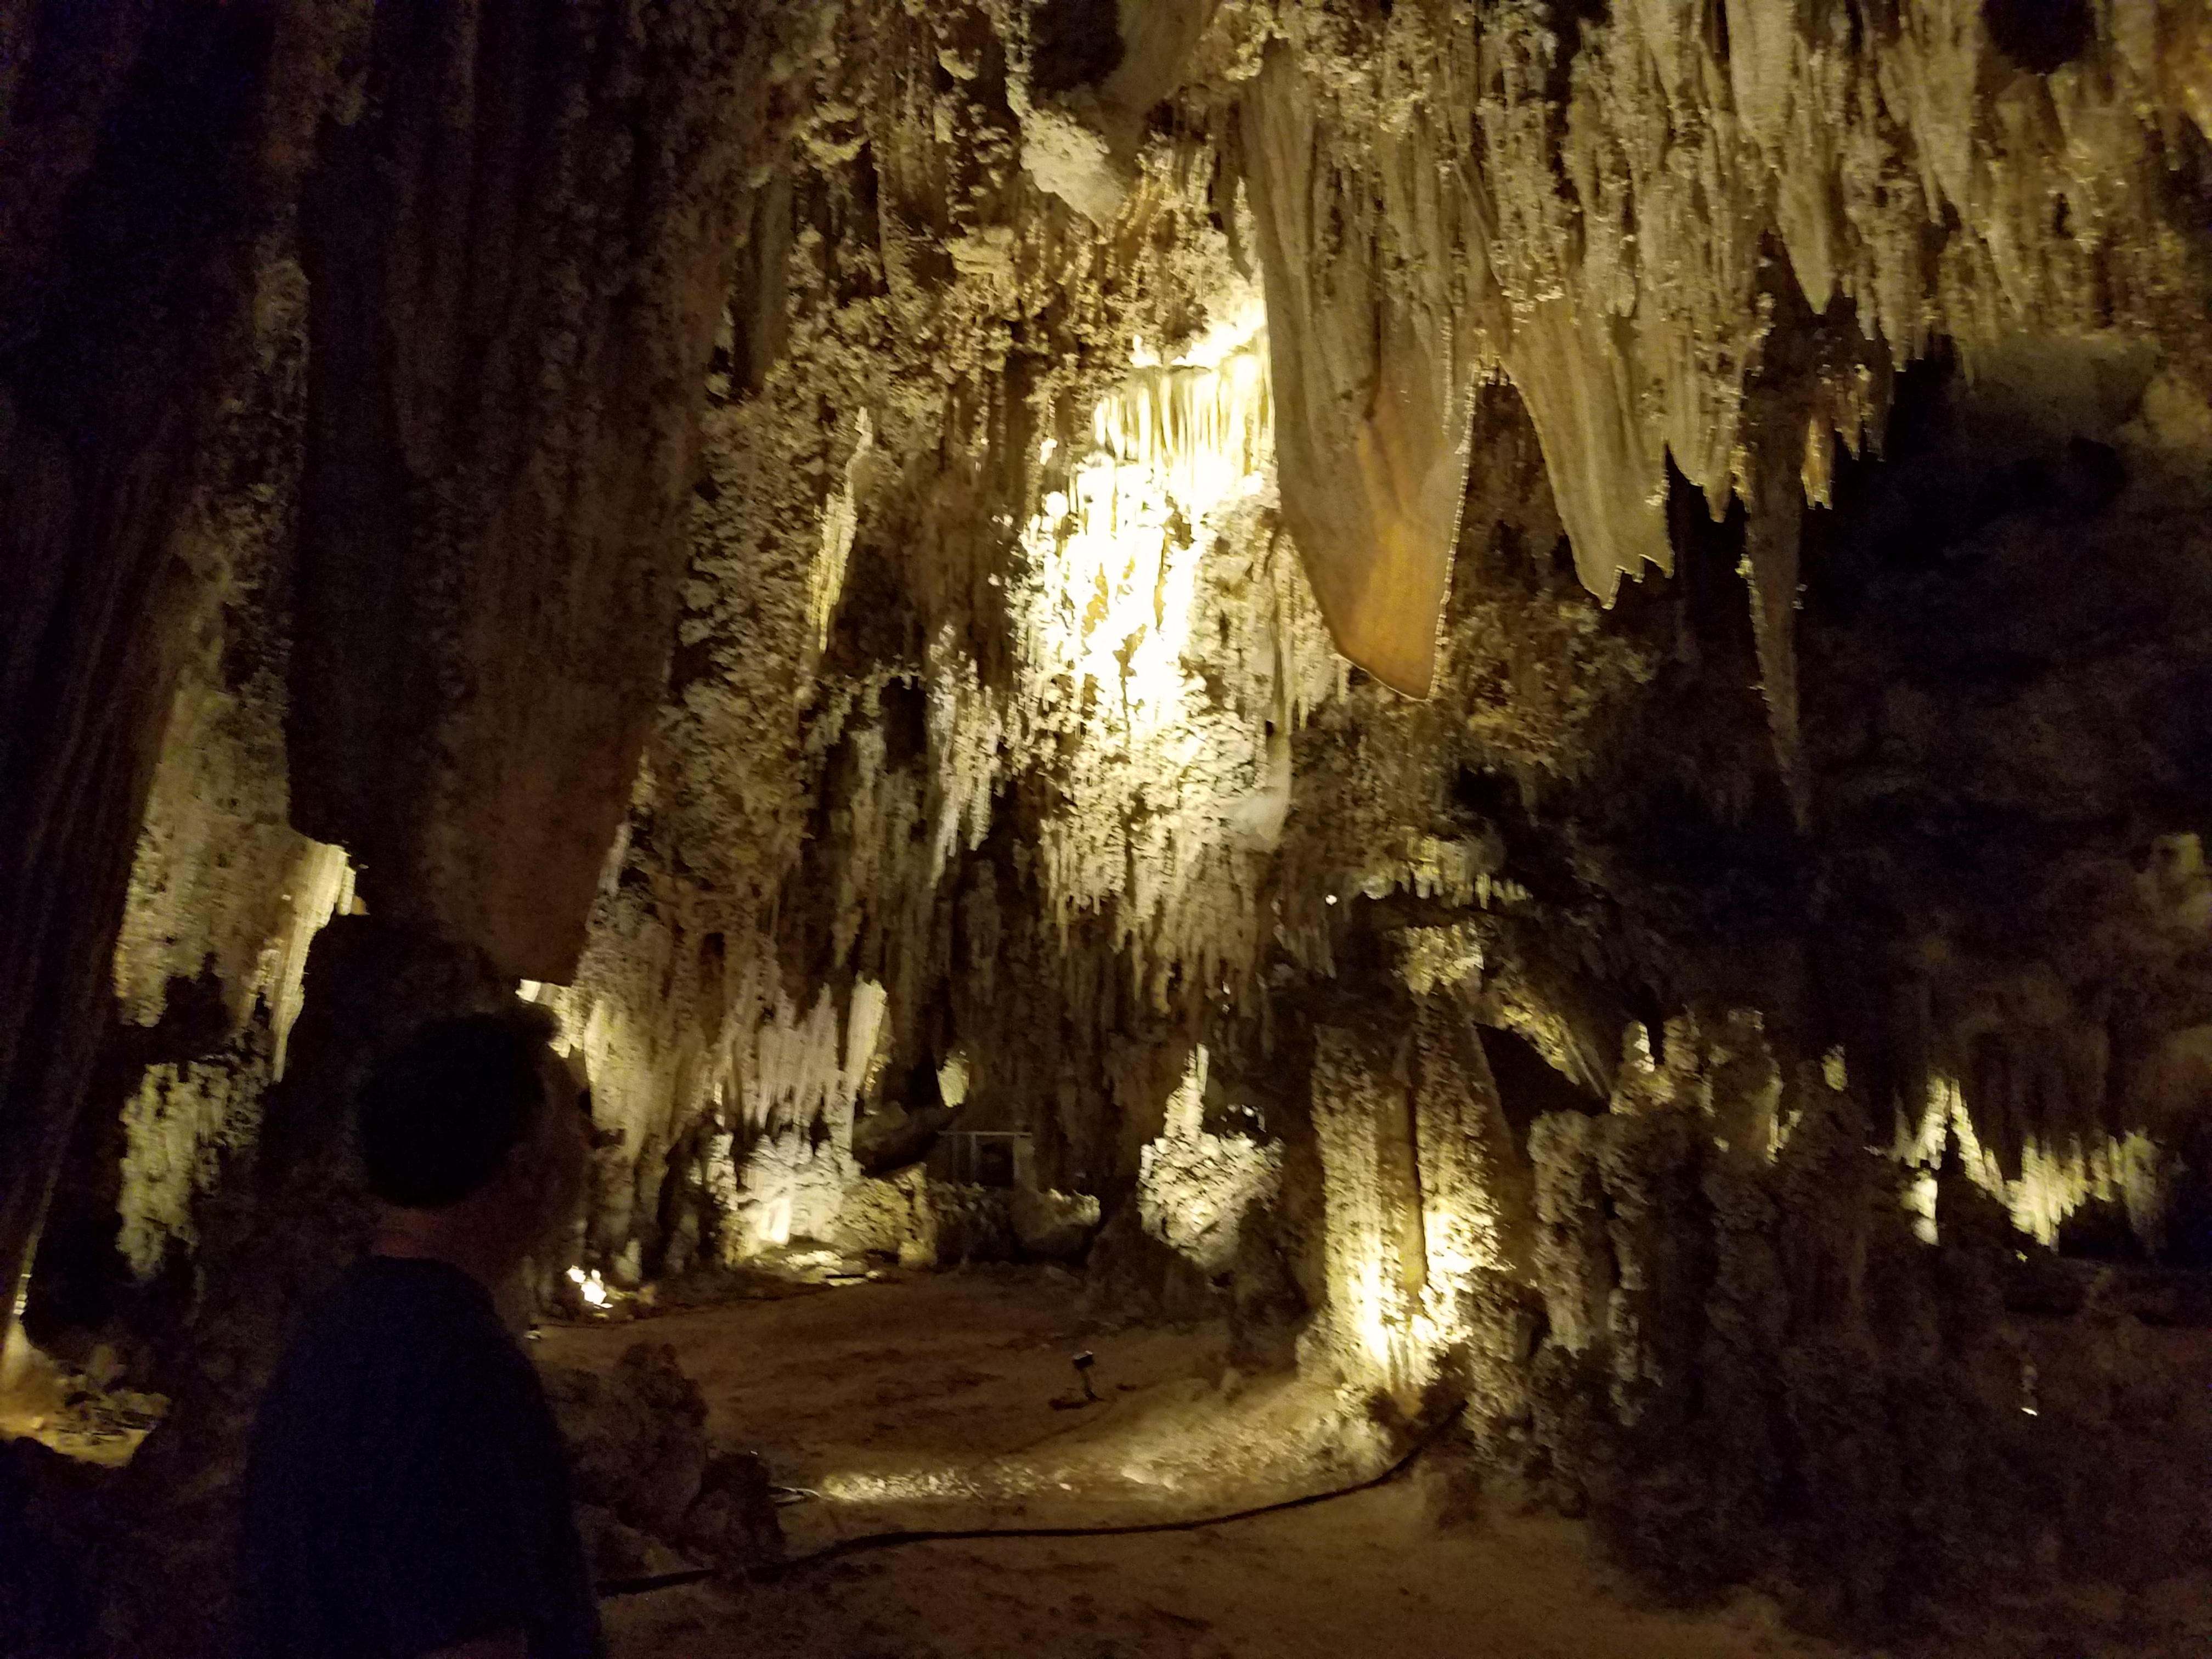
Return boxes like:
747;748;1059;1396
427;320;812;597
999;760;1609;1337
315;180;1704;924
289;1257;509;1372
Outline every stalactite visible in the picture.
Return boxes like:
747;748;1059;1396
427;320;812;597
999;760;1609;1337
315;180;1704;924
1742;433;1810;827
1235;0;2211;709
1240;44;1482;696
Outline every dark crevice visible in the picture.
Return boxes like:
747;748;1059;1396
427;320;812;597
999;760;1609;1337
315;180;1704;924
1982;0;2091;75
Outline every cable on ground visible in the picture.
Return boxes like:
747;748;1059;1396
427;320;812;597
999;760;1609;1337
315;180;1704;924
778;1400;1468;1571
597;1400;1468;1596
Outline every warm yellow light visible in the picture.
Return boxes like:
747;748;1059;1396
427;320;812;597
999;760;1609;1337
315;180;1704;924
1138;1047;1282;1274
1897;1073;2165;1248
1016;314;1271;742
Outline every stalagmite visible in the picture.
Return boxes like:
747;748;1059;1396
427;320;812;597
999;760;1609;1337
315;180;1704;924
1137;1045;1282;1274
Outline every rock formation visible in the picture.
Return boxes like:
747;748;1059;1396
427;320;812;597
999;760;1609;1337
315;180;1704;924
6;0;2212;1650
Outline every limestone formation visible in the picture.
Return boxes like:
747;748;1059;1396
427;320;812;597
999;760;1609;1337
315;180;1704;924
6;2;2212;1652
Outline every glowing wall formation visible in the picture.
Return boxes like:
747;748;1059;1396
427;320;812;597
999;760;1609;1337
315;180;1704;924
1137;1045;1283;1276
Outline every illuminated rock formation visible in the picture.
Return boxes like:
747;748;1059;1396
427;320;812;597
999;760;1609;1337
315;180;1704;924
6;2;2212;1651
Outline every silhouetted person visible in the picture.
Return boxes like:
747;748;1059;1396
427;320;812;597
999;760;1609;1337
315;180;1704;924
244;1009;597;1659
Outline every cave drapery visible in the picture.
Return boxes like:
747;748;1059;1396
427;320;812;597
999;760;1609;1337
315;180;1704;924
7;0;2212;1649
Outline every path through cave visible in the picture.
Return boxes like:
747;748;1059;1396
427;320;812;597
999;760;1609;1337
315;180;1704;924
556;1267;2212;1659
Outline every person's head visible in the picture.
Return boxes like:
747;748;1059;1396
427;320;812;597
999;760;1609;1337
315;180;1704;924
358;1007;590;1277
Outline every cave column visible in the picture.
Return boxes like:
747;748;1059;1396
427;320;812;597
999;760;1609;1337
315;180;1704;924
135;0;766;1379
1310;1025;1421;1387
0;0;290;1401
271;0;762;1220
1309;1002;1533;1407
103;4;766;1648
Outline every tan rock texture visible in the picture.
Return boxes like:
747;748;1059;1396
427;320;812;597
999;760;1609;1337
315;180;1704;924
292;0;766;981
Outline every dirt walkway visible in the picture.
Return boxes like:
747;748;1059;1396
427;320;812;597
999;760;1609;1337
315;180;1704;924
539;1267;2205;1659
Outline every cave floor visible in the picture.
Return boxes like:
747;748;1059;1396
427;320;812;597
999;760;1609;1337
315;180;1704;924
538;1267;2210;1659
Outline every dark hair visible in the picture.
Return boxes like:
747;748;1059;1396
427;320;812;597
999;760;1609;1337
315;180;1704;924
358;1009;554;1208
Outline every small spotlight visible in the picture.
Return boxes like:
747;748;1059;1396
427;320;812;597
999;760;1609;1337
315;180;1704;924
1324;894;1338;906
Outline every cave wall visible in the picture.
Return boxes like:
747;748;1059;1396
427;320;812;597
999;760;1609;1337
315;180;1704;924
50;0;2212;1330
4;3;777;1649
534;4;2212;1626
0;0;313;1387
9;1;2212;1647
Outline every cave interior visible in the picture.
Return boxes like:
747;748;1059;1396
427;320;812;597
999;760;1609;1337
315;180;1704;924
7;1;2212;1655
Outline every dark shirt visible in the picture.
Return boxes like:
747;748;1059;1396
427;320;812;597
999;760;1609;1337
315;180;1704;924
243;1256;603;1659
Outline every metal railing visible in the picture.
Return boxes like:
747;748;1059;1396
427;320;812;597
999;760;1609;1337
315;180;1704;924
931;1128;1029;1188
